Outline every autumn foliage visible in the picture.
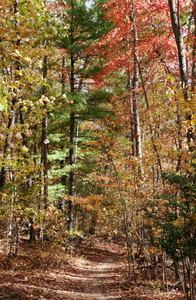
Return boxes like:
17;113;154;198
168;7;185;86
0;0;196;299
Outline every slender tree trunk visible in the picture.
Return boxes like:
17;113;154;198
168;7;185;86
191;0;196;152
68;12;75;230
29;217;35;242
130;100;136;156
131;243;137;283
174;260;180;282
178;262;186;294
183;259;189;299
68;108;75;231
162;251;169;292
58;56;67;210
155;253;159;281
192;0;196;87
131;1;142;160
41;56;48;210
62;55;66;95
142;228;151;282
7;169;19;256
39;56;48;241
185;257;195;300
127;71;135;156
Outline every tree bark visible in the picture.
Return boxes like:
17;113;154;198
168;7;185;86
131;1;142;160
168;0;196;150
168;0;188;88
191;0;196;87
41;56;48;210
185;257;195;300
62;55;66;95
68;7;75;230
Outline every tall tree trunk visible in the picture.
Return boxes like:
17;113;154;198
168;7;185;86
127;71;135;157
59;55;67;211
68;7;75;230
168;0;188;87
131;2;142;160
192;0;196;87
68;109;75;231
191;0;196;152
41;56;48;210
168;0;196;151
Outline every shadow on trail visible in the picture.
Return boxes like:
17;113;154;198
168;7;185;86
0;239;128;300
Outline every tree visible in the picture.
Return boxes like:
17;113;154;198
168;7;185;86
168;0;196;152
147;172;196;299
0;0;54;247
48;0;112;231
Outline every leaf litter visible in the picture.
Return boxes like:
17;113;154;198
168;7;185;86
0;239;186;299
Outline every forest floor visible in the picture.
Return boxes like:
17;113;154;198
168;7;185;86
0;237;186;300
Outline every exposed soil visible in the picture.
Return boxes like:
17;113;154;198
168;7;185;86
0;238;186;299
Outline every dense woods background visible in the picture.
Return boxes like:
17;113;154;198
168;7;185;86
0;0;196;299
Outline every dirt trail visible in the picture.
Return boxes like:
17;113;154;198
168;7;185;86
63;240;127;300
0;239;127;300
0;239;186;299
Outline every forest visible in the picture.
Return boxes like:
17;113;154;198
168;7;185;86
0;0;196;299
